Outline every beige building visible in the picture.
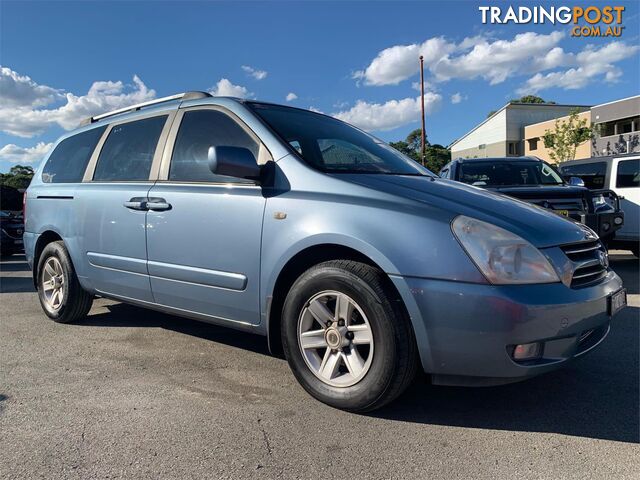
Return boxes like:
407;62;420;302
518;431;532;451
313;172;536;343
524;95;640;163
450;102;590;159
524;111;591;163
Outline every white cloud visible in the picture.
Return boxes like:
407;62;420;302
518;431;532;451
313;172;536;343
518;41;639;94
431;31;565;85
353;37;456;86
354;32;566;86
0;73;155;137
241;65;268;80
308;106;324;114
332;93;442;132
355;32;636;95
285;92;298;102
0;142;53;164
0;66;63;108
208;78;252;98
450;93;464;104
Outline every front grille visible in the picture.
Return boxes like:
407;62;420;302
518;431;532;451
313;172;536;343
530;198;587;214
561;240;608;288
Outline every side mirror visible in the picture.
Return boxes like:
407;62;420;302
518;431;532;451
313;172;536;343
568;176;585;187
207;146;261;181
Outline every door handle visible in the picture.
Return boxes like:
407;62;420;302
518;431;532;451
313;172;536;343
124;197;148;210
146;197;172;211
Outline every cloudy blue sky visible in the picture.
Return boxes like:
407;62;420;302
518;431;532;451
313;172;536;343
1;0;639;172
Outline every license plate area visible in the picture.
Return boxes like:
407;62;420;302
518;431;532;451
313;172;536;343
608;288;627;316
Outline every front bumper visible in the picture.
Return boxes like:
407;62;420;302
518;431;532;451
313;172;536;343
0;233;24;253
581;211;624;240
391;270;623;386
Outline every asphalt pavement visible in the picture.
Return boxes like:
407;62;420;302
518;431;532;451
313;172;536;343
1;252;638;479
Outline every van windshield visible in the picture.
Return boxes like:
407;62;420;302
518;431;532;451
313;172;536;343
248;103;432;176
459;161;564;187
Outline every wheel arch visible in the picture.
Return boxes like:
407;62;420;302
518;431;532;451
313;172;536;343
265;242;411;357
32;230;63;286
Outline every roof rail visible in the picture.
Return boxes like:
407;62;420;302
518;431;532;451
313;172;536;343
79;91;211;126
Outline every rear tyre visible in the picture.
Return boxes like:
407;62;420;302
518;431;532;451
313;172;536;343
37;241;93;323
281;260;418;412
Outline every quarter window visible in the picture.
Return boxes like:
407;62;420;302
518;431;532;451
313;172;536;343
93;115;167;181
616;159;640;188
42;126;106;183
169;110;260;182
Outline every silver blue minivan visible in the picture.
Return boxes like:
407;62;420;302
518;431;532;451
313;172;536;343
24;92;626;411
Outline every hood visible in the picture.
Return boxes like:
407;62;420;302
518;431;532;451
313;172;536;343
334;174;594;248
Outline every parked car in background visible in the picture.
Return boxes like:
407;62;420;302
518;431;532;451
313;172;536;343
560;154;639;257
0;185;25;256
440;157;624;246
24;93;626;411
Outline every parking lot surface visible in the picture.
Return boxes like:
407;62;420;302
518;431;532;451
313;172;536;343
1;252;638;479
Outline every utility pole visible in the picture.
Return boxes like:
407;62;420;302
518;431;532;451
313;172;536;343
419;55;426;166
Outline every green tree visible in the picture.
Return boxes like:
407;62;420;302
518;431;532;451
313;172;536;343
0;165;35;190
510;95;555;105
542;109;592;163
389;129;451;172
487;95;556;118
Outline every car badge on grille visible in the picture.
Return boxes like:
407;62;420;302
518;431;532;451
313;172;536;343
577;223;598;241
17;229;23;235
597;250;609;269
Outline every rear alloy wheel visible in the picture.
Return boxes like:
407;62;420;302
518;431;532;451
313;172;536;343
282;260;418;412
41;256;66;311
37;241;93;323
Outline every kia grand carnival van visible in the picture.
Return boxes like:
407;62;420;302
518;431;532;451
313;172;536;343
24;92;626;411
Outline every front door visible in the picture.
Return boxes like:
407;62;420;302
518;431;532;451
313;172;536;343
146;107;269;325
77;113;172;302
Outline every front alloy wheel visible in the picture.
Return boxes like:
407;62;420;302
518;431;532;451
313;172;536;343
298;291;374;387
282;260;418;412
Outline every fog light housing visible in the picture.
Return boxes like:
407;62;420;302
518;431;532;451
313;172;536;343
512;342;542;361
602;222;611;232
614;216;623;225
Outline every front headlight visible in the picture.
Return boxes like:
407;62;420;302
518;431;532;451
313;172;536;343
452;216;560;285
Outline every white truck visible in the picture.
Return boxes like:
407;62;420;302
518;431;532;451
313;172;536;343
560;154;639;257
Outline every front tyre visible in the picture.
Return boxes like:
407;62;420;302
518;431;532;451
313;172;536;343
37;241;93;323
282;260;418;412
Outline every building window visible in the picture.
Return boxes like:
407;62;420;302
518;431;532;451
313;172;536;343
478;144;486;150
596;116;640;137
528;138;539;151
508;142;520;156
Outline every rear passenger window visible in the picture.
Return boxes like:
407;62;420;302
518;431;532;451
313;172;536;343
42;126;106;183
616;159;639;188
560;162;607;189
169;110;259;182
93;115;167;181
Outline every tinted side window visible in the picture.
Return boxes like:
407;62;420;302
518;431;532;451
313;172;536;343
169;110;259;182
560;162;607;189
42;126;106;183
616;159;640;188
93;115;167;181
